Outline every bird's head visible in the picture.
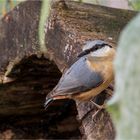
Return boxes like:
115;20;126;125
78;40;115;60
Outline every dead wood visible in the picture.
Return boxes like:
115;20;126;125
45;1;136;139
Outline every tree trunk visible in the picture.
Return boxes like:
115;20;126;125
0;0;136;139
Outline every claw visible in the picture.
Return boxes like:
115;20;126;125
105;88;113;96
90;100;106;120
91;100;106;109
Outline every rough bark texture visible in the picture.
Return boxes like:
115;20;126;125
45;1;136;140
0;1;80;139
0;0;136;139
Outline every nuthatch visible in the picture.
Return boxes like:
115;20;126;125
45;40;115;109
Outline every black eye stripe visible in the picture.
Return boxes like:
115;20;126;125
77;43;112;58
89;43;111;52
77;49;90;57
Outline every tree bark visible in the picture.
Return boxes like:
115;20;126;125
0;1;80;139
45;1;136;140
0;0;136;139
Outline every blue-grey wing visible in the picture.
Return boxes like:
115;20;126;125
51;57;103;96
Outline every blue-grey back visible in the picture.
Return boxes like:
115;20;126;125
53;56;103;95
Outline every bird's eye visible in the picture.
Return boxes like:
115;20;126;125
94;46;98;51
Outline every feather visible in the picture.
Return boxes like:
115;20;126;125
47;56;103;98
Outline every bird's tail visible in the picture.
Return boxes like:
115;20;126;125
44;98;54;110
44;95;68;110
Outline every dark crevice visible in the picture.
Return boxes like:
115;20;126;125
0;54;81;139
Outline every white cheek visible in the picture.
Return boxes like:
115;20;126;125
90;46;110;57
91;51;105;57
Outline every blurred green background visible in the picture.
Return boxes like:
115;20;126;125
0;0;22;18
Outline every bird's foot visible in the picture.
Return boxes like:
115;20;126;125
91;101;106;109
105;88;112;96
91;101;106;121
